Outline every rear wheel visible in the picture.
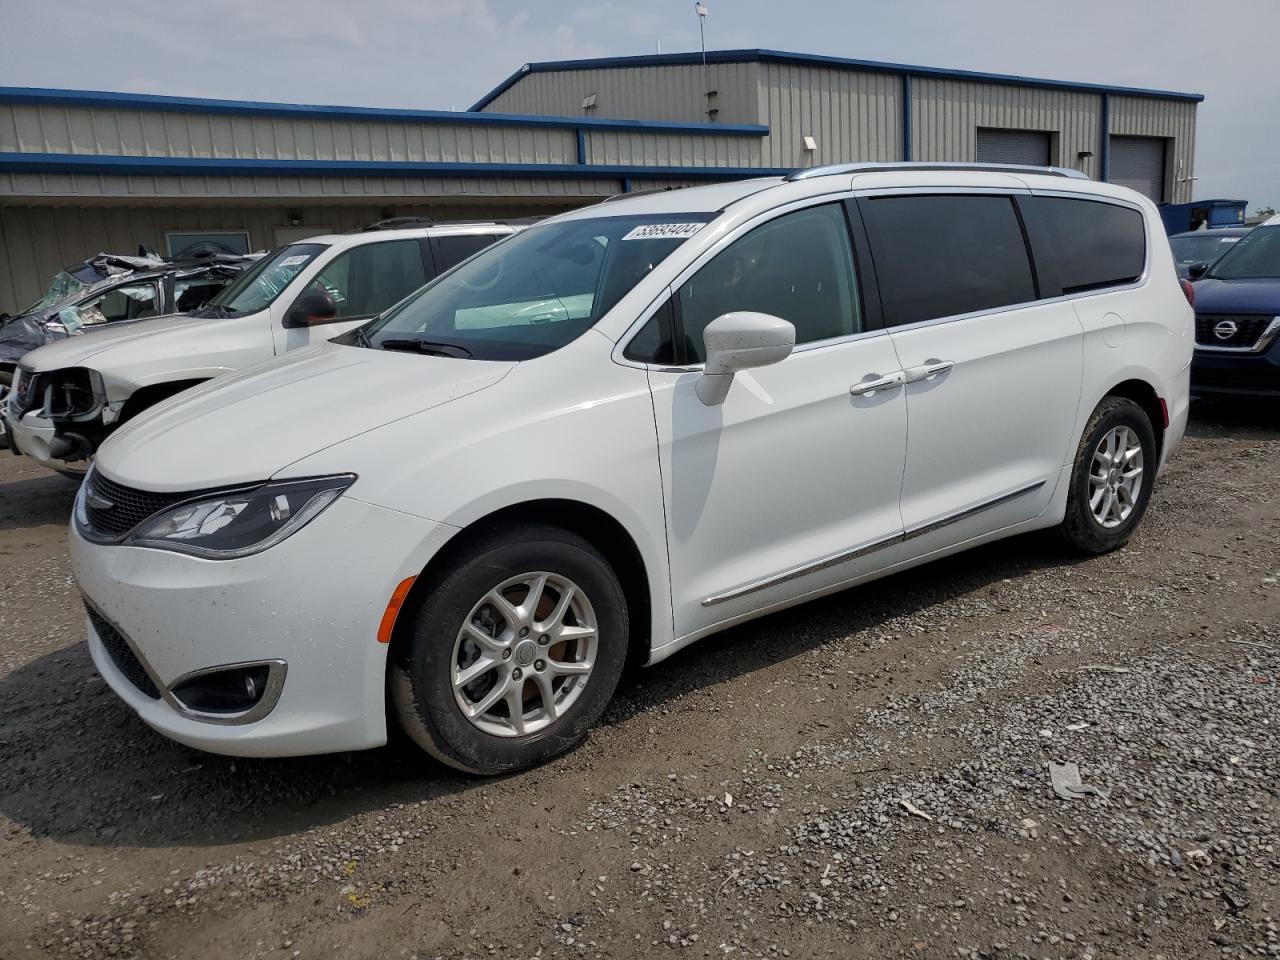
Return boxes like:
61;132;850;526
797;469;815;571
1060;396;1157;554
390;524;628;775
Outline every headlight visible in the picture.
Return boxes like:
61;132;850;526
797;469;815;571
127;474;355;559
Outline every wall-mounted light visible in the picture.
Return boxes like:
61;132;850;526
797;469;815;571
582;93;598;110
803;136;818;152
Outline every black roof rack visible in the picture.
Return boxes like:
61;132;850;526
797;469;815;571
358;215;545;232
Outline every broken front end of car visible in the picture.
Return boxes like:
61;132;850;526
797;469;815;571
5;366;116;473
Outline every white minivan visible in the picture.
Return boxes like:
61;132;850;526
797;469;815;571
68;164;1192;774
4;221;519;475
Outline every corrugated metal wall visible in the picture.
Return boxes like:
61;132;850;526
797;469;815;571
0;170;640;203
910;78;1101;179
0;103;578;165
479;63;761;125
756;64;901;168
585;130;762;167
1109;95;1197;204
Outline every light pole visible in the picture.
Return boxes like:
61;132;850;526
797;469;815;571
695;2;709;120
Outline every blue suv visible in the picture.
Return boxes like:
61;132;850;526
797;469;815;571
1190;215;1280;397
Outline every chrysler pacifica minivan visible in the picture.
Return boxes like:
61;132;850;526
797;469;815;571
69;164;1192;774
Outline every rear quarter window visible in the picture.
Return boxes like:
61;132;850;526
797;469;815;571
1019;196;1146;296
858;194;1037;328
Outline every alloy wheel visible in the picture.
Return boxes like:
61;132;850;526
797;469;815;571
450;572;597;737
1088;425;1144;529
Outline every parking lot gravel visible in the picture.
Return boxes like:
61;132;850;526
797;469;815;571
0;399;1277;960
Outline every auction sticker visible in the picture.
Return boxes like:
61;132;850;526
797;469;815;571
622;223;704;241
278;254;312;267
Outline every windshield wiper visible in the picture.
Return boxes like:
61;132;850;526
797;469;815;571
379;338;473;359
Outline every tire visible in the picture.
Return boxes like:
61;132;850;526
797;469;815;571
1059;396;1158;554
390;523;629;775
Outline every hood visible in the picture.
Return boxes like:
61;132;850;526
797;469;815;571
19;313;221;372
95;343;514;491
1192;277;1280;315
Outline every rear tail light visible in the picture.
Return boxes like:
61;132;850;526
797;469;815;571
1180;279;1195;307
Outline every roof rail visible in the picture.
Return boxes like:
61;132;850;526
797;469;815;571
357;215;545;232
785;161;1091;182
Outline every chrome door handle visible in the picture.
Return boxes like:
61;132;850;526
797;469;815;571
849;371;904;396
902;359;955;383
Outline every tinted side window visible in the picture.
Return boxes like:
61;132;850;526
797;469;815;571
860;195;1036;327
433;234;503;272
308;239;428;321
623;301;677;364
677;203;861;363
1020;196;1145;296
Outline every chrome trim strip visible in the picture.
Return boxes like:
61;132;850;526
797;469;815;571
902;479;1046;542
1194;316;1280;354
701;531;905;606
699;479;1047;607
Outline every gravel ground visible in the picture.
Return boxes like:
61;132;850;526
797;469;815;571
0;399;1277;960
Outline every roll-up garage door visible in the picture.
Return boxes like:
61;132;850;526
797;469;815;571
974;128;1051;166
1109;136;1165;202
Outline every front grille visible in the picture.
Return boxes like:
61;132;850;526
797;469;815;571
83;470;191;538
1195;314;1272;349
86;604;160;699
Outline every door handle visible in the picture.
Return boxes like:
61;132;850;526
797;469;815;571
902;359;955;383
849;371;905;396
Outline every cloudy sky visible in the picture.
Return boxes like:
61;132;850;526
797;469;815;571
2;0;1275;209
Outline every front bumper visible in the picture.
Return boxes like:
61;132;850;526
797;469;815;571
5;407;79;470
71;493;451;757
1191;340;1280;398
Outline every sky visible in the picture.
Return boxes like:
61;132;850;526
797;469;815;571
1;0;1275;209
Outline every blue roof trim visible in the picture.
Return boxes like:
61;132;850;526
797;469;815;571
0;151;792;181
469;49;1204;111
0;86;767;137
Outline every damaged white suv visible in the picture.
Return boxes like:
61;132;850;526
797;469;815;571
4;222;518;476
70;164;1192;775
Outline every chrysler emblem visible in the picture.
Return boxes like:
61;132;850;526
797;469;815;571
85;492;114;510
1213;320;1239;341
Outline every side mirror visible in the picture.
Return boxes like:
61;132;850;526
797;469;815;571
284;288;338;328
1188;262;1210;281
696;311;795;405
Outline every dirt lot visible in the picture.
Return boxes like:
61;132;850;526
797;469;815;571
1;401;1277;960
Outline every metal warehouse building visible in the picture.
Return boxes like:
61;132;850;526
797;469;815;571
0;49;1201;315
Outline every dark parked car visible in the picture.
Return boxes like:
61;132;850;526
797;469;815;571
1190;215;1280;397
1168;227;1251;279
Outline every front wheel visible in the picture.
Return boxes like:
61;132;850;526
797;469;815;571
390;524;629;775
1059;396;1157;554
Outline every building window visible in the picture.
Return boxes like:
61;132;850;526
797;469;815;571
165;230;252;258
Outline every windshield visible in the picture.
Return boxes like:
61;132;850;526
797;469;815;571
199;243;327;316
1207;227;1280;280
1169;234;1242;265
19;270;89;316
364;214;712;360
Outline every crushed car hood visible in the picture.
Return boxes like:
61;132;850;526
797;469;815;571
19;313;223;371
95;343;514;491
